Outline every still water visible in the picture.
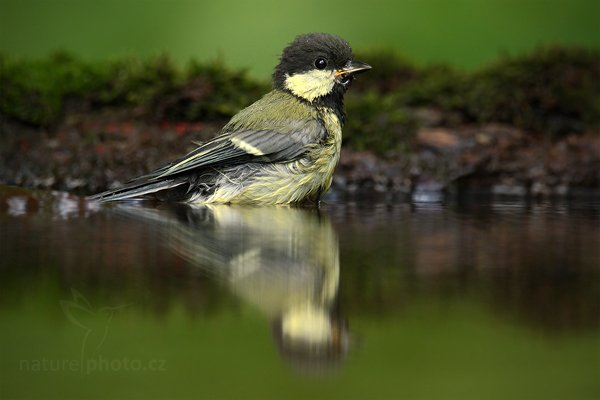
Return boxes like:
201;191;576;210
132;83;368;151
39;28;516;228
1;185;599;399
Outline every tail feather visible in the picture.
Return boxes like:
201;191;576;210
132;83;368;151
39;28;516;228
88;179;186;202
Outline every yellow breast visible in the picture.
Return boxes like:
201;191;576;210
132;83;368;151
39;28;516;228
309;107;342;192
204;106;343;205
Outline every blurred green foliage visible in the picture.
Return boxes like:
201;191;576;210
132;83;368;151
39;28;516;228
162;59;269;120
1;47;599;152
2;0;599;77
465;47;600;134
0;52;267;126
352;47;600;137
344;91;418;156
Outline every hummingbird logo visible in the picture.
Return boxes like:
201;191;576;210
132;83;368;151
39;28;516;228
60;289;129;370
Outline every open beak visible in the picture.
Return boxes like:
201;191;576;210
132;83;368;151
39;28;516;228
335;60;372;77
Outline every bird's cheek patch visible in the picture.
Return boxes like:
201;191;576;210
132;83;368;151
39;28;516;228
284;70;336;102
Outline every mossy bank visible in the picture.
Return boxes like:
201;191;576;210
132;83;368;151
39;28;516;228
1;47;599;199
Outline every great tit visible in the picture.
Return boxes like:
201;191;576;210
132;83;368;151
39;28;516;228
90;33;371;205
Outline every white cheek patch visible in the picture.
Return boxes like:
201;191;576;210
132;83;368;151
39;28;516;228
284;70;336;102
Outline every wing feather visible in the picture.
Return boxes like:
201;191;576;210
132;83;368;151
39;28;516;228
149;123;324;180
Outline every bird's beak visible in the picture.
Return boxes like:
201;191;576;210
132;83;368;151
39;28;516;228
335;60;372;77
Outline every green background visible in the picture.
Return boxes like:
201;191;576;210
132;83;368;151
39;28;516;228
1;0;599;77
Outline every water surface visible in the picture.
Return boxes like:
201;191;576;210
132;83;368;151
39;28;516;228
1;186;598;399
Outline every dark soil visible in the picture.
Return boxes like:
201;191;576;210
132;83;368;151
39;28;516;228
2;113;598;200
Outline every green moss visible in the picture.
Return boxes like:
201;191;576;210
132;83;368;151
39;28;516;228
1;46;598;142
354;47;600;136
1;52;107;125
0;52;267;126
344;90;417;156
157;58;268;121
98;54;181;107
465;47;600;135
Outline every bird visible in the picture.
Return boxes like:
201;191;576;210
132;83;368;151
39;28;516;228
89;33;371;205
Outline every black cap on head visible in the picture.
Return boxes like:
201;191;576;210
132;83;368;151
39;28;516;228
273;33;354;89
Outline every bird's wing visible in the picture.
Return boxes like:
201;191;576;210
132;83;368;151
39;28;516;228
142;124;324;180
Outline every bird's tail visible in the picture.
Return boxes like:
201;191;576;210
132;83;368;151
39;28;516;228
88;178;187;202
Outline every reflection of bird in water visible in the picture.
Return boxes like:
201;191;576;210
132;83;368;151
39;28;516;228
114;203;348;372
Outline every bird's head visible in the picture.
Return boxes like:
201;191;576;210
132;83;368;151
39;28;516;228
273;33;371;103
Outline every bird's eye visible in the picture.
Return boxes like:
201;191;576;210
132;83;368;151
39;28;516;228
314;57;328;70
